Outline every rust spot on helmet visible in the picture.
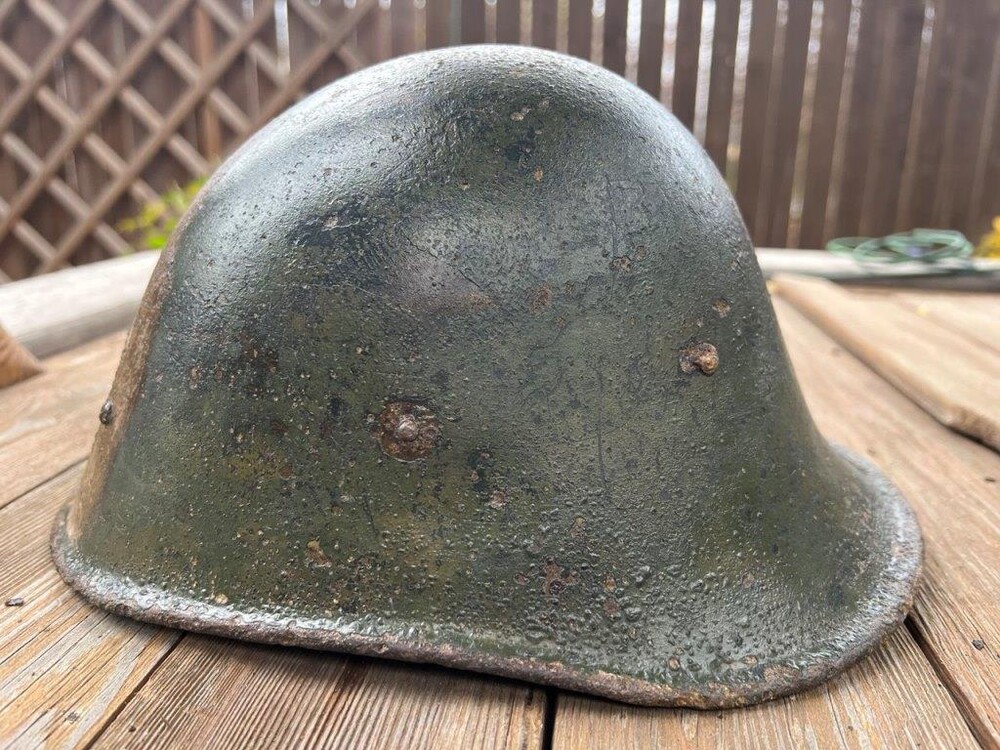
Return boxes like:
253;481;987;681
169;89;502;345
306;540;332;567
679;343;719;376
542;559;578;596
375;401;440;461
527;283;552;313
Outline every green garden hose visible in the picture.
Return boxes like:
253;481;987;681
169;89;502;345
826;228;974;264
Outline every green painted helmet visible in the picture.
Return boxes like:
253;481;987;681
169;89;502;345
54;45;921;708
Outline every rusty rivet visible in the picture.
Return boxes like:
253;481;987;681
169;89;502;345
375;401;440;462
394;415;420;442
679;343;719;376
99;399;114;425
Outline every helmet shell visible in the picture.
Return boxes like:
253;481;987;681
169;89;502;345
54;45;921;708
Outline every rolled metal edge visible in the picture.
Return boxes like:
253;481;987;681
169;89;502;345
51;446;922;709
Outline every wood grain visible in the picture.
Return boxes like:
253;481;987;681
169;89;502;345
531;0;556;50
774;298;1000;747
860;0;924;237
902;0;961;229
495;0;520;45
734;0;777;238
889;290;1000;353
636;0;666;99
671;0;703;130
553;629;975;749
798;0;851;249
760;0;813;247
566;0;592;60
703;0;739;172
601;0;628;76
461;0;485;44
0;323;42;387
772;274;1000;450
832;0;888;237
91;636;546;749
0;332;124;509
0;465;181;750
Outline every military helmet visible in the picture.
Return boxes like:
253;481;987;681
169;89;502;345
54;45;921;708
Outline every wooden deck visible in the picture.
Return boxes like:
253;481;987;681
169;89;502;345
1;275;997;749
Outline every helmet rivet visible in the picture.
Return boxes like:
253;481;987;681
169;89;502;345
375;401;440;461
394;415;420;442
99;399;115;425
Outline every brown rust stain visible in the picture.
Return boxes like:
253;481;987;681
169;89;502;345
306;540;332;567
374;401;441;462
712;298;731;317
679;342;719;376
487;489;509;509
609;255;632;273
527;283;553;313
542;559;578;595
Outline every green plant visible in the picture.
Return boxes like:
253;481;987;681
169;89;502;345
118;177;205;250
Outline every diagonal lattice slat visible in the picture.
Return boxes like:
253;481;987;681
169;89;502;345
0;0;387;278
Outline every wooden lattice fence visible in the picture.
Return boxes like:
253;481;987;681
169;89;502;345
1;0;999;280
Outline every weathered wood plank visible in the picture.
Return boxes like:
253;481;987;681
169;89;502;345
91;637;546;749
774;298;1000;747
860;0;924;237
0;251;155;357
798;0;853;248
566;0;592;60
703;0;739;172
461;0;485;44
0;466;181;750
832;0;887;237
771;274;1000;450
888;291;1000;353
602;0;628;75
532;0;557;50
734;0;778;238
934;0;1000;231
671;0;703;130
391;0;417;57
0;332;125;509
760;0;813;247
901;0;961;228
495;0;520;44
424;0;451;49
636;0;666;99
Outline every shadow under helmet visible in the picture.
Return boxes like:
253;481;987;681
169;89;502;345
53;45;921;708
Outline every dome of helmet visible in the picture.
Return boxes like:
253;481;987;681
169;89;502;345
54;45;921;708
